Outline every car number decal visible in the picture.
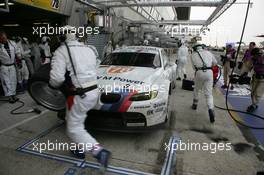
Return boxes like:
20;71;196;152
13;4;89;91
107;66;134;74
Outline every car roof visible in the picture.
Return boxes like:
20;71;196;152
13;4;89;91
113;46;162;54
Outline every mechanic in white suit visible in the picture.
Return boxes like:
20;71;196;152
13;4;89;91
49;26;111;169
0;31;19;103
39;36;52;64
176;43;189;80
16;37;30;93
191;44;217;123
103;40;113;58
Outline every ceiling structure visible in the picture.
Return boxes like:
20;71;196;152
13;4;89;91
76;0;237;45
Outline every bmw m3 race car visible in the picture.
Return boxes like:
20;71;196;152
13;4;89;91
28;46;177;131
85;46;177;131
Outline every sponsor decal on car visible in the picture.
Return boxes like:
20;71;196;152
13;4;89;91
107;66;134;74
147;110;154;115
153;102;166;108
134;105;151;109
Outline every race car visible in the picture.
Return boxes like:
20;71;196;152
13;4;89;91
86;46;176;131
28;46;177;131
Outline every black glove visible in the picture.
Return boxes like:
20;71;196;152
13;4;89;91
175;60;178;64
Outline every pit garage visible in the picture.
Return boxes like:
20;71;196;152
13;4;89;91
0;0;264;175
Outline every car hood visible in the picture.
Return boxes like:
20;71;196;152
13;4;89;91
97;65;162;91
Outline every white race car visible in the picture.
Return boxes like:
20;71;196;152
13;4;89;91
86;46;177;131
28;46;176;132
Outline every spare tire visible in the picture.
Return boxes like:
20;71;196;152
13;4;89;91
28;64;66;111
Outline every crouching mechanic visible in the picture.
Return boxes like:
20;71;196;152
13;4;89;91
240;48;264;113
49;26;111;168
191;44;217;123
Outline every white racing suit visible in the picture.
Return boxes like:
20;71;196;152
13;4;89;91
16;41;30;88
39;42;52;64
22;42;34;75
49;40;99;152
0;40;19;96
191;48;217;110
176;45;189;78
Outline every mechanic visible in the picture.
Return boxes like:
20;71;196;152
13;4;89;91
176;42;189;80
49;25;111;168
240;48;264;113
143;39;149;46
16;37;30;93
221;44;236;90
103;40;113;58
0;31;20;103
239;42;256;71
21;37;34;76
191;44;217;123
39;36;52;64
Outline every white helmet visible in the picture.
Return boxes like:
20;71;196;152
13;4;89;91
143;39;149;45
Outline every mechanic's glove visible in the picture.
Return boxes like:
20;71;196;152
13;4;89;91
175;60;178;64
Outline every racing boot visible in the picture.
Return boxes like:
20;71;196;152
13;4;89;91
208;109;215;123
70;149;85;159
9;96;19;104
94;149;111;171
247;105;258;113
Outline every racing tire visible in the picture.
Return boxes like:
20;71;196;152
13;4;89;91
28;64;67;112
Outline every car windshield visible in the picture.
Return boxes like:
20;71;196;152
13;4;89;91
101;52;161;68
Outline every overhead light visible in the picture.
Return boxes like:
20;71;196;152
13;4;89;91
33;22;50;25
2;24;20;27
0;2;14;6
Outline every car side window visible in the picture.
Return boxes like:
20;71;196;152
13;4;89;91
153;53;161;67
161;50;169;67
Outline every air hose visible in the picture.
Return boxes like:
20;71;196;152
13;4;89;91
0;99;41;115
214;0;264;129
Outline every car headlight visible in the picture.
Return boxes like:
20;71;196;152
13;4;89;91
129;91;158;101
